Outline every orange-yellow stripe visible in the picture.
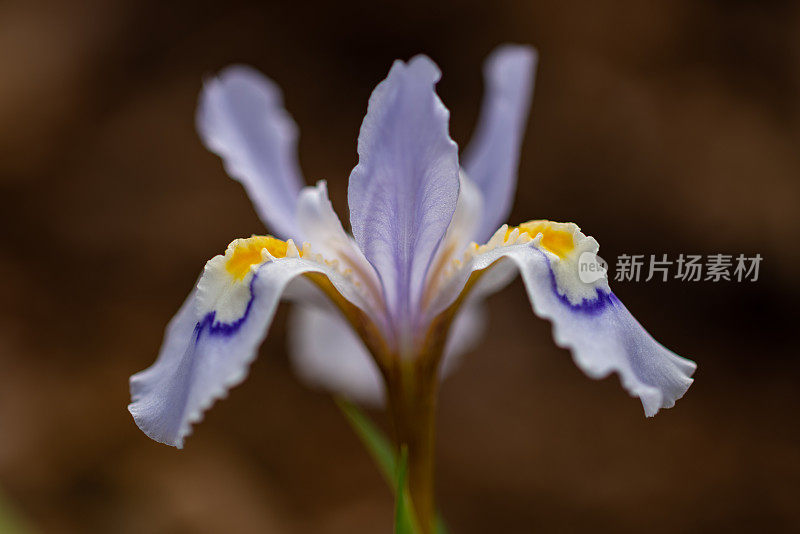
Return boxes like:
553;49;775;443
225;236;290;280
510;221;575;258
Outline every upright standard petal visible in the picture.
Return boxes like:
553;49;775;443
129;236;372;447
197;66;304;240
348;56;460;345
463;46;537;242
431;222;695;416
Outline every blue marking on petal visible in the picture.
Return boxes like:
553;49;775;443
541;252;615;315
554;286;616;315
195;273;260;339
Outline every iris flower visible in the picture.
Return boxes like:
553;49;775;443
129;45;695;529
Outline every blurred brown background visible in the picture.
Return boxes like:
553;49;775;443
1;0;798;532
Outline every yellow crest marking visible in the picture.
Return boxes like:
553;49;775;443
512;220;575;259
225;236;290;280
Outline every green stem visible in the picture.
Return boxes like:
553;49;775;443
386;360;439;534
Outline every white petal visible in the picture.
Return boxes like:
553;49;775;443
422;172;485;309
296;181;385;323
289;305;384;406
441;171;485;259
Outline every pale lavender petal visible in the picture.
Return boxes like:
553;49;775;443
197;65;304;240
430;226;695;416
348;56;460;343
508;246;695;416
129;246;370;448
463;45;537;241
